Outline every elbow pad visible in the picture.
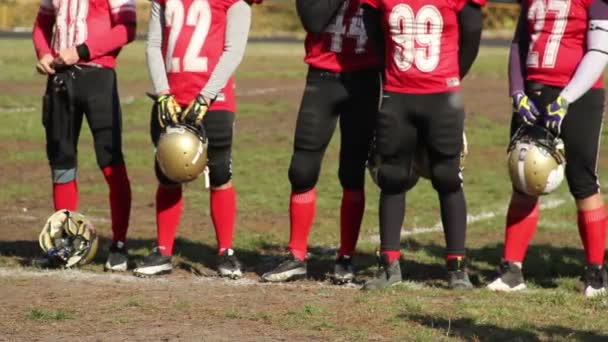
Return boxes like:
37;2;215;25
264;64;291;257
588;20;608;54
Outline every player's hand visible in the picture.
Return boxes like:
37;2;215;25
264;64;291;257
54;47;80;66
36;54;55;75
156;94;182;128
544;96;569;136
181;94;210;127
512;92;540;125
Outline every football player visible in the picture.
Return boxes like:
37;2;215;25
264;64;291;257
133;0;254;278
360;0;483;289
487;0;608;297
261;0;382;284
32;0;136;271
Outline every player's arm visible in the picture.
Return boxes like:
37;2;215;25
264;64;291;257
544;0;608;135
361;3;384;63
32;0;56;74
296;0;345;34
182;0;252;127
457;2;483;79
509;4;540;126
77;0;137;62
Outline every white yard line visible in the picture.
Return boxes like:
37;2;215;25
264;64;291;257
366;197;567;243
237;86;301;97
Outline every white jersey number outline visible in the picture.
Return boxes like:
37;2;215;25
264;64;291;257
165;0;211;73
527;0;570;68
389;4;443;72
325;0;369;54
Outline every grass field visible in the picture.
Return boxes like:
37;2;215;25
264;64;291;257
1;38;608;341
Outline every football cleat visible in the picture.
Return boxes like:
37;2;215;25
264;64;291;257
217;248;243;280
104;241;128;272
446;257;473;289
362;254;402;290
583;264;607;298
332;255;355;285
261;254;307;282
133;248;172;277
487;260;526;292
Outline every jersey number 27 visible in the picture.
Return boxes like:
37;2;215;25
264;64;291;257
165;0;211;73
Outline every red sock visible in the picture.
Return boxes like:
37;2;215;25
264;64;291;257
210;186;236;255
53;180;78;211
102;165;132;243
339;189;365;257
446;254;465;261
288;188;316;261
503;201;540;262
156;185;183;256
381;250;401;263
578;205;607;265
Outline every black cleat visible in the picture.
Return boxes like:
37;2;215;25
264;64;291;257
217;249;243;279
583;264;607;298
261;254;307;282
487;260;526;292
446;257;473;289
133;248;172;277
332;255;355;285
104;241;128;272
362;254;402;290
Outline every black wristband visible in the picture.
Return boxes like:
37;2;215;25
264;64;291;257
76;43;91;61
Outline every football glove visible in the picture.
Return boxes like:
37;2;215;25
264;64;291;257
157;94;182;129
512;92;540;125
544;96;569;136
181;94;209;128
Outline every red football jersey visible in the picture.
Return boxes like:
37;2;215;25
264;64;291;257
156;0;237;111
523;0;602;88
304;0;380;72
364;0;466;94
34;0;136;68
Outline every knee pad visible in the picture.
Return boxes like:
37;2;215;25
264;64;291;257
52;168;77;184
566;169;600;200
289;151;322;192
94;130;124;169
338;159;366;190
377;163;413;194
208;153;232;187
430;159;462;193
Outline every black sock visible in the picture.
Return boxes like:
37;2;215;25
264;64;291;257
439;189;467;256
379;191;405;251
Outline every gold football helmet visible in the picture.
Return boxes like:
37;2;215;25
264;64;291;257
39;210;99;268
507;125;566;196
156;124;208;183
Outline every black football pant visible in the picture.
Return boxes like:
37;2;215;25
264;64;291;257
375;91;467;256
43;66;125;183
150;107;234;187
510;82;605;200
288;66;381;193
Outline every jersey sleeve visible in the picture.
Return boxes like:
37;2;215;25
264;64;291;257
32;0;56;58
452;0;468;11
109;0;137;24
362;0;381;9
589;0;608;20
467;0;487;6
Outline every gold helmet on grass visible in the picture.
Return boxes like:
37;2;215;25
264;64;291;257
39;210;99;268
507;125;566;196
156;124;208;183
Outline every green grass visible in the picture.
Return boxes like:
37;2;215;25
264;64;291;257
2;39;608;340
26;308;75;322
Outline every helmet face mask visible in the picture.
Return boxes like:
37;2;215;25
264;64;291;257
156;123;209;184
39;210;99;268
507;125;566;196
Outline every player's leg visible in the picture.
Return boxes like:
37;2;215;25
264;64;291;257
332;71;380;284
44;72;84;212
422;92;471;289
133;104;181;277
262;69;345;282
560;88;607;297
81;68;132;271
363;91;415;290
204;110;242;279
488;105;541;292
